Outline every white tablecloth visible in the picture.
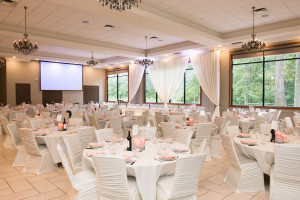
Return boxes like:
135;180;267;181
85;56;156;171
35;128;78;163
233;136;300;175
82;141;189;200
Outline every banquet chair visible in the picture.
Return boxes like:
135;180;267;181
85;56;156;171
225;116;239;126
266;113;275;123
155;112;164;125
95;128;114;142
220;134;264;193
84;113;91;126
7;124;26;166
214;117;226;134
19;128;56;174
241;119;250;134
9;111;19;121
72;111;82;118
136;115;145;126
161;122;176;139
138;126;157;139
206;112;212;122
57;144;99;200
0;117;15;149
275;110;282;121
193;138;206;154
156;154;206;200
253;116;268;133
77;126;96;149
15;112;27;120
191;123;212;161
68;118;83;127
63;134;83;173
41;111;51;118
88;115;100;130
284;117;294;134
246;111;258;117
260;124;271;136
29;118;45;129
198;115;207;123
109;116;124;137
293;116;300;130
191;111;199;121
125;111;134;117
210;133;224;159
222;111;233;117
142;111;149;126
270;144;300;200
92;155;141;200
175;129;193;146
227;125;240;136
222;121;231;134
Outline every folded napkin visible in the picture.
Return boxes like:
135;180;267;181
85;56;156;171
172;147;189;152
69;130;77;134
34;132;46;136
241;140;256;144
32;128;38;131
88;143;103;148
238;133;251;138
175;125;181;128
111;137;121;142
86;150;104;157
159;153;176;160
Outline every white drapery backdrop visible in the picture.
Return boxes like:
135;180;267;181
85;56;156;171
191;50;220;119
128;63;145;102
148;56;188;108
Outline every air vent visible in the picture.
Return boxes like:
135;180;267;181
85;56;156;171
104;25;115;30
150;36;158;39
231;41;243;45
173;52;181;55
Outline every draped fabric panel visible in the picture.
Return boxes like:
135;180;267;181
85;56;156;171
191;51;220;119
148;56;188;108
129;63;144;102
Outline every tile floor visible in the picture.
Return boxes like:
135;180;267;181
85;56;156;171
0;135;269;200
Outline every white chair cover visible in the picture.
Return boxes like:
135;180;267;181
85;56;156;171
57;144;99;200
88;115;100;130
63;134;83;173
284;117;294;134
220;134;264;193
214;117;226;134
226;116;239;126
138;126;157;139
7;124;26;166
160;122;176;139
95;128;114;142
175;129;193;146
156;154;206;200
77;126;96;148
241;119;250;134
68;118;83;127
253;116;268;133
109;116;124;136
260;124;271;135
198;115;207;123
84;113;91;126
270;144;300;200
0;117;15;149
276;110;282;121
92;155;141;200
136;115;145;126
29;118;44;129
222;111;233;117
192;123;212;161
19;128;56;174
227;125;240;136
155;112;164;125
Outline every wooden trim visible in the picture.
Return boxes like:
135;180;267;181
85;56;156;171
229;41;300;110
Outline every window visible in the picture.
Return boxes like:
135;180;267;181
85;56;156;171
231;45;300;108
107;69;128;102
144;62;201;104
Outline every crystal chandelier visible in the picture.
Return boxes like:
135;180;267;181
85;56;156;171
0;58;5;68
98;0;141;12
86;52;98;66
241;6;266;54
13;6;38;55
139;36;153;69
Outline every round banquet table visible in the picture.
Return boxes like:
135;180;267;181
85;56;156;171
82;141;190;200
35;126;79;163
233;136;300;175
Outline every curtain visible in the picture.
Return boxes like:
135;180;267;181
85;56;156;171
148;56;188;108
129;63;144;102
191;50;220;119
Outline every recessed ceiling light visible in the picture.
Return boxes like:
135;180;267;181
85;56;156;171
218;45;222;47
12;56;16;58
150;36;158;39
35;58;39;60
173;52;181;55
104;25;115;30
82;20;89;24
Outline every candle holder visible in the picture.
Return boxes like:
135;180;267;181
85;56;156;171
132;136;146;152
57;122;64;131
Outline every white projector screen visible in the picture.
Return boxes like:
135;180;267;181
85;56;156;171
40;61;83;91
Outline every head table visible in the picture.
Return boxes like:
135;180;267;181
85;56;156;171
82;140;190;200
233;135;300;175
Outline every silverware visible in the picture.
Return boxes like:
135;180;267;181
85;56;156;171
154;157;163;162
130;160;136;165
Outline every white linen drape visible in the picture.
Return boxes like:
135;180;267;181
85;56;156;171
128;63;144;102
191;51;220;119
148;56;188;108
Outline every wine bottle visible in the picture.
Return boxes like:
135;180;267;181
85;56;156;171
127;130;132;151
270;129;275;143
63;118;67;131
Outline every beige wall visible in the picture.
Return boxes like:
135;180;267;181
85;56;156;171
6;60;106;106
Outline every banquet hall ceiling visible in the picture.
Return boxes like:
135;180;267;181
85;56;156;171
0;0;299;67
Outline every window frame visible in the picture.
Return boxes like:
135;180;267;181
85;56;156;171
143;66;202;105
229;43;300;110
106;68;129;102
